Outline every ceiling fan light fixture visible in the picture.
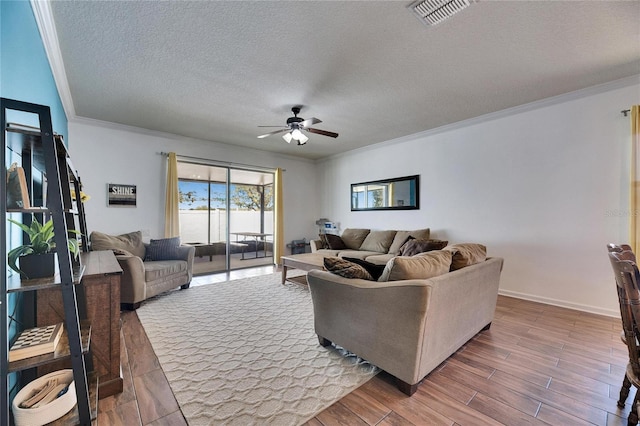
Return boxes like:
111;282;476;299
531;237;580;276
298;133;309;144
410;0;473;26
282;132;293;143
291;128;304;140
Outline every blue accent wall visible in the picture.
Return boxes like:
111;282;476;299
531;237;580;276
1;0;68;137
1;0;68;401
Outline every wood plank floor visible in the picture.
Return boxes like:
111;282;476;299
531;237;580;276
97;268;632;425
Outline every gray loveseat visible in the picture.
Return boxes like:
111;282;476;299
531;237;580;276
307;249;503;395
90;231;195;310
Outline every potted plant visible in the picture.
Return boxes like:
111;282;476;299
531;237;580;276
7;217;80;279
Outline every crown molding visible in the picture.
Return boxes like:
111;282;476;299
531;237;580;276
319;74;640;163
30;0;76;119
71;115;316;165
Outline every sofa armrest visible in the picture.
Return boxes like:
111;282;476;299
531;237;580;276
307;270;433;384
310;239;323;252
177;245;195;282
115;254;147;304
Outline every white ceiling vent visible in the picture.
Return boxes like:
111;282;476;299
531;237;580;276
410;0;473;26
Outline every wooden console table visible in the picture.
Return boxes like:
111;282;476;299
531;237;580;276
37;250;123;398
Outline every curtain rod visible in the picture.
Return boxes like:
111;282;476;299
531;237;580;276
159;152;284;172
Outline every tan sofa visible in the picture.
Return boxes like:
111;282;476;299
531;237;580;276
307;255;503;395
90;231;195;310
310;228;431;265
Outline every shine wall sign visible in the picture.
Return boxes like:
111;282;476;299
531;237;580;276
107;183;137;207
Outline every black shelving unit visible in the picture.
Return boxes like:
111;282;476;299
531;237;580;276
1;98;95;426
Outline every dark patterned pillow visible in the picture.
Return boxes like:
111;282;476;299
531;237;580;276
342;257;386;280
145;237;181;261
399;239;449;257
324;257;374;280
318;234;329;249
325;234;347;250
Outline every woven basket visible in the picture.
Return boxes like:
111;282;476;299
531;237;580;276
12;369;76;426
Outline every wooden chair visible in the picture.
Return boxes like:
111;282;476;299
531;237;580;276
608;249;640;425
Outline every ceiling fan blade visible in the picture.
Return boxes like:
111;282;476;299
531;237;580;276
257;125;285;128
299;117;321;128
306;127;339;138
257;128;288;139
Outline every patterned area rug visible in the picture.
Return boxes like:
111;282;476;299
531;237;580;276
136;272;378;425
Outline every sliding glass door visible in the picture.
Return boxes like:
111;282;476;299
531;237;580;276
177;162;274;275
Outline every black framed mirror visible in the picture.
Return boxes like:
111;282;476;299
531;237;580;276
351;175;419;211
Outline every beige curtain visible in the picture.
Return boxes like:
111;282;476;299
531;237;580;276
164;152;180;238
630;106;640;253
273;168;284;264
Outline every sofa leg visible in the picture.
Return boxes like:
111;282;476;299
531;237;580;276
482;322;492;331
121;302;141;311
396;378;419;396
318;336;332;347
181;282;191;290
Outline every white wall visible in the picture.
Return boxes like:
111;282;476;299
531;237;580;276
316;78;639;316
68;121;319;251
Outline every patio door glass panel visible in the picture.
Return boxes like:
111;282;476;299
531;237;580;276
228;169;274;270
178;164;228;275
178;162;274;274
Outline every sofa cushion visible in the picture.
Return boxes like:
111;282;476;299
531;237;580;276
325;234;347;250
387;228;431;254
379;250;452;282
90;230;146;259
144;260;188;282
337;250;385;260
316;249;342;257
145;237;181;261
343;257;386;280
399;239;449;257
360;230;397;253
340;228;371;250
443;243;487;271
363;253;395;265
324;257;374;281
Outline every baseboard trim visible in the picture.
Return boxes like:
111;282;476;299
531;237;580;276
498;289;619;318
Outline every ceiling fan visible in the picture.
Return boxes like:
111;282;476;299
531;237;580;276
257;107;339;145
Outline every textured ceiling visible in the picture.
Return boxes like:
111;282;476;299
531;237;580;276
50;1;640;160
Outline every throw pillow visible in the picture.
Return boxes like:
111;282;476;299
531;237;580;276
324;257;374;281
443;243;487;270
387;228;431;254
90;230;146;259
340;228;371;250
342;257;386;280
378;250;452;281
145;237;181;261
317;234;329;249
399;239;449;257
111;248;134;257
324;234;347;250
359;230;397;253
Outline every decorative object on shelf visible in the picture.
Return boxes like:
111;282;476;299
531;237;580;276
12;369;76;426
7;217;80;279
70;188;90;203
107;183;136;207
9;323;63;362
6;162;31;209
